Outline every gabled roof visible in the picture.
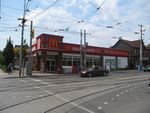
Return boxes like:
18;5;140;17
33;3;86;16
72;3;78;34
123;39;141;48
113;39;145;49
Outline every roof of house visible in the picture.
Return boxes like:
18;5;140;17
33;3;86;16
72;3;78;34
113;39;145;49
122;39;141;48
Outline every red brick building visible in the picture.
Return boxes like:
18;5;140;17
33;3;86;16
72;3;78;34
32;34;129;73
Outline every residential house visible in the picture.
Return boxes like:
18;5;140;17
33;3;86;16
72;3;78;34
111;39;150;69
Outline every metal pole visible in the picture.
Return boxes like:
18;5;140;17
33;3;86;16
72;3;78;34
28;21;33;76
19;0;26;77
80;29;83;70
84;29;86;69
139;25;143;70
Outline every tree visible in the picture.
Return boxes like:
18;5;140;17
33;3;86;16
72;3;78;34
0;51;4;65
3;37;14;66
14;39;29;58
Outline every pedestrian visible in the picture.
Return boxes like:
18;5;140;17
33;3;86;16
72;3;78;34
7;63;13;75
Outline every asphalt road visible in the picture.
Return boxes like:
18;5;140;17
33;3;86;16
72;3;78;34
0;70;150;113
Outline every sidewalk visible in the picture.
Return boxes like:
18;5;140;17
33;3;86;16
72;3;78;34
0;69;150;79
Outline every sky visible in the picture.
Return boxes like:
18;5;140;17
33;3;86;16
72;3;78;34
0;0;150;50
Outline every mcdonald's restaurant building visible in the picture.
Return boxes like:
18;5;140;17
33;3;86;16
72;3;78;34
32;34;129;73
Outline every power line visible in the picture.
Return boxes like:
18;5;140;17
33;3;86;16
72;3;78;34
28;0;60;20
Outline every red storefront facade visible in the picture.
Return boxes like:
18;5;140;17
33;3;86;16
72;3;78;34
32;34;129;73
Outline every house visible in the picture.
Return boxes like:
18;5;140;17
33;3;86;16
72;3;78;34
111;39;150;69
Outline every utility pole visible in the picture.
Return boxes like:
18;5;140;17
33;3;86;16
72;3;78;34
83;30;87;70
80;29;83;70
19;0;27;77
28;21;33;76
139;25;144;70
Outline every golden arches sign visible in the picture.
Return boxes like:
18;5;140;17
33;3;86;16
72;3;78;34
48;39;58;47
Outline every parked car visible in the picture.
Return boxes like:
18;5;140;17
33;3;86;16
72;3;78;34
143;65;150;72
148;78;150;87
78;66;109;77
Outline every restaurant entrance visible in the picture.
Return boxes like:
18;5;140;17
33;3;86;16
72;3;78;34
46;59;56;72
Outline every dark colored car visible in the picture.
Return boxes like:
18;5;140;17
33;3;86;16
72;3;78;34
148;78;150;87
79;66;109;77
143;65;150;72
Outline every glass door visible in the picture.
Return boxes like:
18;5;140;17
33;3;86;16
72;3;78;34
50;60;56;72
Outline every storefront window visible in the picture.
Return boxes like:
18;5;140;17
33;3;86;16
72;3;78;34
93;57;100;66
87;57;93;67
62;55;72;66
73;56;80;66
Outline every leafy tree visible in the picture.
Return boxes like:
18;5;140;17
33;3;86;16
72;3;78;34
22;39;29;58
0;51;4;65
3;37;14;66
14;39;29;58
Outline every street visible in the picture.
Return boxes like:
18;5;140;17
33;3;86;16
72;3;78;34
0;70;150;113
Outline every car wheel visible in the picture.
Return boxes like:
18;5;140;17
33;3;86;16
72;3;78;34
88;73;92;77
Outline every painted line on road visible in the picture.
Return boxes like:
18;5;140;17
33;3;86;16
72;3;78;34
98;106;102;110
55;94;95;113
121;92;124;95
28;78;95;113
111;98;115;100
26;95;31;98
104;102;108;105
116;94;120;97
31;79;42;82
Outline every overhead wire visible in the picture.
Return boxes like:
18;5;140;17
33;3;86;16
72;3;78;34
28;0;60;20
61;0;106;31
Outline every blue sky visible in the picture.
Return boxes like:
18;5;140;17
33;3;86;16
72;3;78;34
0;0;150;50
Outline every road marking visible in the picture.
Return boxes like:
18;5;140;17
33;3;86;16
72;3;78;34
31;79;42;82
98;107;102;110
26;95;31;98
111;98;115;100
121;92;124;95
20;79;95;113
116;94;119;97
71;102;95;113
39;95;44;97
55;94;95;113
104;102;108;105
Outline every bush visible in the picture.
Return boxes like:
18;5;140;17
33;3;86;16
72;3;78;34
0;65;7;72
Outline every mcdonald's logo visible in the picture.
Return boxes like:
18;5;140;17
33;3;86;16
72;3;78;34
48;39;58;48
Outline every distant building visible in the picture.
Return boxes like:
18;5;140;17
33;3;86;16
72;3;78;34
111;39;150;69
32;34;129;73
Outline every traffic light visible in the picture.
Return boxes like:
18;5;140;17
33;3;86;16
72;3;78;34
31;29;35;38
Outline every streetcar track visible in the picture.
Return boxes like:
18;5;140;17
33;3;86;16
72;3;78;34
0;76;148;112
